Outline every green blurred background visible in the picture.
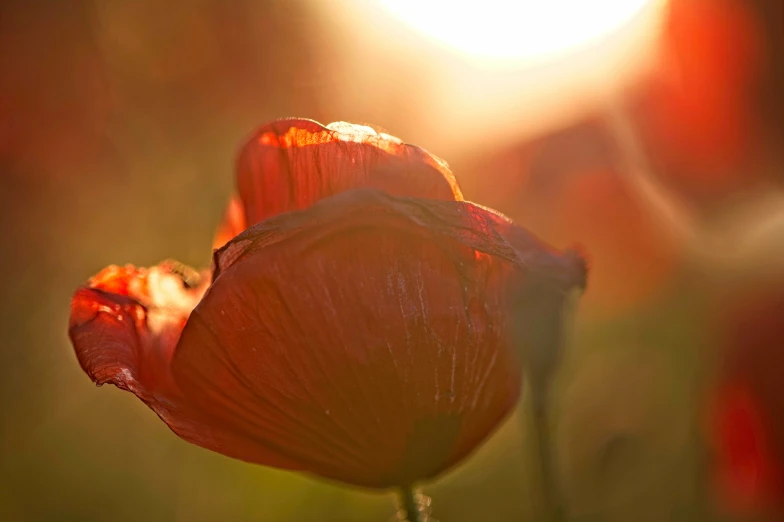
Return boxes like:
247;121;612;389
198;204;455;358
1;1;783;521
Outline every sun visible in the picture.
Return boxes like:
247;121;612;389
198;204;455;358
377;0;656;64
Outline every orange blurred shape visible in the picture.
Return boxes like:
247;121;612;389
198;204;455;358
638;0;764;199
545;168;678;315
471;123;679;317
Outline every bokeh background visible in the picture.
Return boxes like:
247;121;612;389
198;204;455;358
1;0;783;521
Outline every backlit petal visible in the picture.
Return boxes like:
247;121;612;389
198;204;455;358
213;195;247;250
68;262;304;471
170;189;585;488
235;118;463;226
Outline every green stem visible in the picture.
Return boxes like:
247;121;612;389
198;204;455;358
397;486;422;522
531;385;564;522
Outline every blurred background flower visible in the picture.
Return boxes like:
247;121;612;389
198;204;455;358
2;0;783;520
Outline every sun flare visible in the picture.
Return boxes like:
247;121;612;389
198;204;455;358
377;0;656;64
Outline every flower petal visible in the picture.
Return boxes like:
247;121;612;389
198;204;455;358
68;262;304;471
235;118;463;226
170;189;585;488
213;195;247;250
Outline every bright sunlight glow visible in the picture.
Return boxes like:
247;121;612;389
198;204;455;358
377;0;655;64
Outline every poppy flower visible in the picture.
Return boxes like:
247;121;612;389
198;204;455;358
634;0;765;202
69;118;586;489
708;288;784;517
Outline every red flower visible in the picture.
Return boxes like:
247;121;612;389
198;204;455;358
69;119;586;488
708;289;784;516
635;0;765;201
